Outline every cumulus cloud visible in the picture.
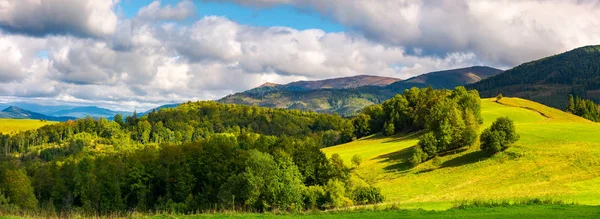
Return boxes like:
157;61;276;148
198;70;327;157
3;0;598;111
208;0;600;66
0;0;119;37
0;13;479;110
137;0;196;21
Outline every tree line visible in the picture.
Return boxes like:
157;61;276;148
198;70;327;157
567;95;600;122
351;86;518;165
0;101;381;215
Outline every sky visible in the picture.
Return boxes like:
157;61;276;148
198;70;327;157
0;0;599;111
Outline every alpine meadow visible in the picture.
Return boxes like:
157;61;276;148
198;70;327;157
1;0;600;218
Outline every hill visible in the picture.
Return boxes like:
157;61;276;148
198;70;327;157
220;66;501;116
0;118;56;135
469;45;600;109
390;66;502;91
323;97;600;207
0;106;75;122
49;106;130;119
283;75;401;90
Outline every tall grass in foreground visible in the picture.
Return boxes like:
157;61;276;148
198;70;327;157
0;198;585;219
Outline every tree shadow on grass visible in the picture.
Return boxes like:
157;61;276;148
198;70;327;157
440;150;487;168
382;132;421;143
373;146;415;173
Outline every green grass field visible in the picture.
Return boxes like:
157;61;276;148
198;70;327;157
0;118;55;135
4;204;599;219
322;98;600;209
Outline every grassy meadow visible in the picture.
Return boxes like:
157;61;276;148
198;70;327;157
0;118;55;135
323;98;600;209
137;204;599;219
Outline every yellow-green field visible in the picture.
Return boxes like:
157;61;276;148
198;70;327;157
323;98;600;210
0;118;55;135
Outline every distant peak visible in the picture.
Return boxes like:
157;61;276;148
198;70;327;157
2;106;23;112
258;82;280;88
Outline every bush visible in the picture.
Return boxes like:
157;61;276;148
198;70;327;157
303;186;326;210
352;186;384;205
409;146;428;166
480;117;519;155
324;179;347;209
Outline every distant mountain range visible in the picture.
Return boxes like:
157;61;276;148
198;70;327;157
0;102;184;122
139;103;181;116
0;106;76;121
9;43;599;122
469;45;600;109
49;106;131;119
220;66;502;116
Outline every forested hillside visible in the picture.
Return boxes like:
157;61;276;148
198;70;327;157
0;101;386;215
470;45;600;108
220;66;500;116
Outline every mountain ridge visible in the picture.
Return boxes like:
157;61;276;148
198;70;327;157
220;66;501;116
0;106;76;121
469;45;600;109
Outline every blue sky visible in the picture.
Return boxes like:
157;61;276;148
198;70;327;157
118;0;346;32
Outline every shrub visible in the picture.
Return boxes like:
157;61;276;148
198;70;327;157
324;179;347;209
480;117;519;155
303;186;326;210
352;186;384;205
409;146;428;166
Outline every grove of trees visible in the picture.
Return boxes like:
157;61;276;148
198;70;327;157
566;95;600;122
0;101;382;215
350;86;483;165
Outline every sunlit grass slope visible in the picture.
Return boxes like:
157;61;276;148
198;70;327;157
0;118;55;135
323;98;600;209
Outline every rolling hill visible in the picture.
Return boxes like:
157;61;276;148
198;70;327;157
0;106;76;122
323;97;600;208
469;45;600;109
220;66;501;116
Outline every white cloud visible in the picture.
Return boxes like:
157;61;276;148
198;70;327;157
211;0;600;66
3;0;598;111
0;0;119;37
137;0;196;21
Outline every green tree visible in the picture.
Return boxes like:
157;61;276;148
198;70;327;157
351;155;362;167
352;114;371;138
0;167;38;210
114;114;124;127
480;117;519;155
383;121;395;136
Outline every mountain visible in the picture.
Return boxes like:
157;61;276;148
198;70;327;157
220;66;501;116
49;106;131;119
0;103;74;114
139;103;181;116
469;45;600;109
389;66;502;91
0;106;76;121
282;75;401;90
246;75;401;95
